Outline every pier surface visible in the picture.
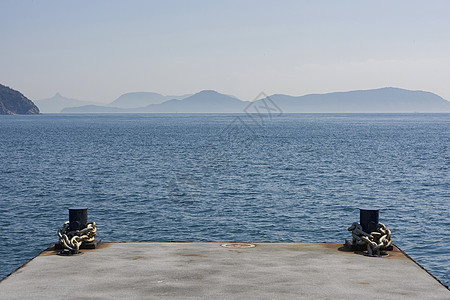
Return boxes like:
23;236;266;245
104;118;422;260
0;243;448;299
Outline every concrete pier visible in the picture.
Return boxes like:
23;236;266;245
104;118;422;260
0;243;448;299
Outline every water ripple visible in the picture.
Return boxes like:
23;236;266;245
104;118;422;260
0;113;449;287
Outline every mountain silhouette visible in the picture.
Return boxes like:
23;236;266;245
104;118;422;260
61;87;450;113
263;87;450;113
143;90;246;113
62;90;246;113
36;93;99;113
109;92;191;108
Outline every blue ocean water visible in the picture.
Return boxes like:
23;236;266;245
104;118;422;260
0;113;449;287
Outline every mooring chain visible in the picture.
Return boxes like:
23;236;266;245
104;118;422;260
348;222;392;256
57;221;97;253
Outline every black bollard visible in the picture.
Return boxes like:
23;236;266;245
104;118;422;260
69;207;88;231
360;208;379;233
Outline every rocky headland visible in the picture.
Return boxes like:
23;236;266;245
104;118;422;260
0;84;40;115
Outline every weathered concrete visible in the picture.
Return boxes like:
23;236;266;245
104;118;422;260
0;243;448;299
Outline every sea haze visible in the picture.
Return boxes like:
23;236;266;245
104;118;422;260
0;113;449;287
45;87;450;113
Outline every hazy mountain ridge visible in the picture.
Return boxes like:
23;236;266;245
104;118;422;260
35;93;100;113
62;90;247;113
109;92;191;108
265;87;450;113
143;90;247;113
44;91;191;113
0;84;39;115
61;87;450;113
3;84;450;114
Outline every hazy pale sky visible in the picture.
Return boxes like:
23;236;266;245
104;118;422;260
1;0;450;103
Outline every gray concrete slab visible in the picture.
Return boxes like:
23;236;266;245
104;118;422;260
0;243;448;299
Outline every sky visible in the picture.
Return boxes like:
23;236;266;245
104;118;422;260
1;0;450;103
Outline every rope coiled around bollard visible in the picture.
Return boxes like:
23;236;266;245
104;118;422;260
58;221;97;253
348;222;392;257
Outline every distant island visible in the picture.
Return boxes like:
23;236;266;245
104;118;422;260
35;91;192;113
60;87;450;113
109;92;191;108
34;93;98;113
0;84;39;115
3;84;450;114
61;90;247;113
266;87;450;113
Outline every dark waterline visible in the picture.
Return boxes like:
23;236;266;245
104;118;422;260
0;113;449;286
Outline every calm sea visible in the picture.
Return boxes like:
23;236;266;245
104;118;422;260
0;113;449;287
